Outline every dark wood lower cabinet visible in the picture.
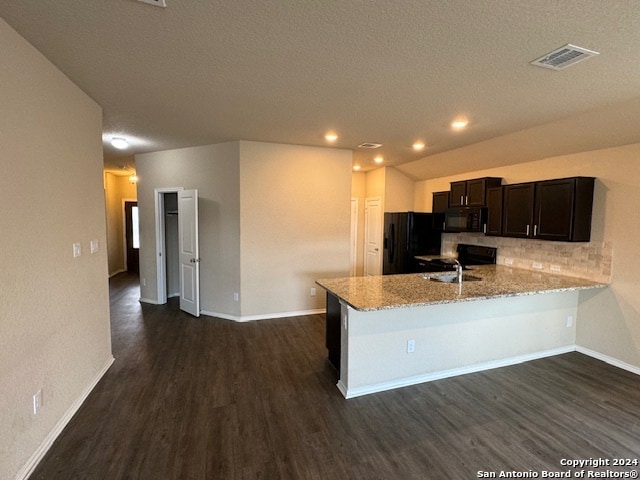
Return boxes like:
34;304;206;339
325;292;341;371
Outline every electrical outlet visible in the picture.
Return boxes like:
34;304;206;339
90;239;99;254
407;339;416;353
566;315;574;327
310;287;316;297
504;258;514;265
141;278;146;286
532;262;543;270
550;264;561;272
72;243;81;258
33;389;42;415
233;292;239;302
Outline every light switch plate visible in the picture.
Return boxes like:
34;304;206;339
90;240;99;254
73;243;81;258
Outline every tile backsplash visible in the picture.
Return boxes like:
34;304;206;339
442;233;612;284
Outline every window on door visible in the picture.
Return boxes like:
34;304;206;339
131;206;140;249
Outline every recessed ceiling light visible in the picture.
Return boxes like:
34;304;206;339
374;156;384;164
325;133;338;142
451;119;469;130
358;142;382;149
111;137;129;149
412;142;426;151
353;165;361;171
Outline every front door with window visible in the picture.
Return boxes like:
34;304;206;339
124;201;140;274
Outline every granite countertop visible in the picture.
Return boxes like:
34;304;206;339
316;265;607;312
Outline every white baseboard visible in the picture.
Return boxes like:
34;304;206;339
139;297;160;305
15;356;115;480
341;346;575;399
576;346;640;376
199;308;326;322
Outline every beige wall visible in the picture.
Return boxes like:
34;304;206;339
0;19;112;480
383;167;415;212
414;143;640;369
135;140;351;319
135;142;242;317
239;141;353;317
104;172;137;276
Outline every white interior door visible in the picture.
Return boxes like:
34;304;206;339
364;197;382;276
178;189;200;317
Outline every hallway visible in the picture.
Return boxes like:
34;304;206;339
29;273;640;479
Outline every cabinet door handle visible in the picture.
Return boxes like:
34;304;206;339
483;223;487;234
534;225;538;236
465;195;468;205
526;224;530;236
460;195;464;205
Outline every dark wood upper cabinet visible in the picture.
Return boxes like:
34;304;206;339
432;191;450;231
450;177;502;207
485;186;503;236
534;177;594;242
502;177;594;242
502;183;536;238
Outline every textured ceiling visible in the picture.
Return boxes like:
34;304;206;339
2;0;640;179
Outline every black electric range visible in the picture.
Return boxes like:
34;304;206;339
416;244;497;272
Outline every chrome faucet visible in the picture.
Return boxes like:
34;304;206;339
454;259;463;283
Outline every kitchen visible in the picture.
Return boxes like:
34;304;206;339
320;175;610;398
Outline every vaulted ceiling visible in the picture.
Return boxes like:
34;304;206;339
2;0;640;179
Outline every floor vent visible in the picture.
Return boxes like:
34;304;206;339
530;44;599;70
358;143;382;149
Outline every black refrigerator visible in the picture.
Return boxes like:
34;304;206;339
383;212;442;275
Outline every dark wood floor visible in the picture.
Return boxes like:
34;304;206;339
31;272;640;479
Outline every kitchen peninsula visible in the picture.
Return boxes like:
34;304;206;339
317;265;607;399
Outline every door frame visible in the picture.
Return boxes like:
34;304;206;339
350;197;358;276
155;187;184;304
121;197;137;272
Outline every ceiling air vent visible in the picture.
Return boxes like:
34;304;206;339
530;44;599;70
358;142;382;149
137;0;167;7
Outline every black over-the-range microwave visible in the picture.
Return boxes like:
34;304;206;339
444;206;487;232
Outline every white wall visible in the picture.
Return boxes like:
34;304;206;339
0;19;112;480
414;143;640;369
135;142;242;317
239;141;353;317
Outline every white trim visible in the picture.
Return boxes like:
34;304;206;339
350;197;358;277
341;345;575;399
139;297;161;305
199;308;326;322
14;356;115;480
154;188;183;305
576;346;640;376
109;268;127;278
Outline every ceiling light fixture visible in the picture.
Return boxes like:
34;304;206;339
451;119;469;130
129;175;139;184
374;156;384;164
325;133;338;142
412;142;426;151
353;165;362;171
111;137;129;149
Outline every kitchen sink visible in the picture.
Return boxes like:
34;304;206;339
419;272;482;283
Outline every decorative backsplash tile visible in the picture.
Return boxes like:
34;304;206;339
442;233;612;284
